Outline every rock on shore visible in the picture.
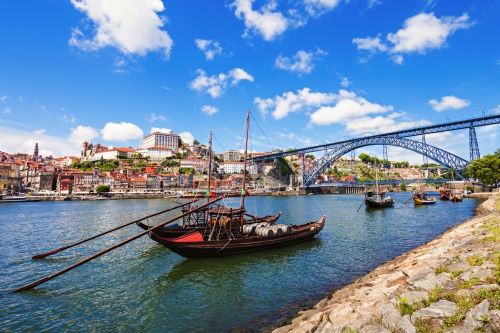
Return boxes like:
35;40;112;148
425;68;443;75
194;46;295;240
272;193;500;333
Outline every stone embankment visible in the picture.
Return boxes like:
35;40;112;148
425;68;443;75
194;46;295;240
273;193;500;333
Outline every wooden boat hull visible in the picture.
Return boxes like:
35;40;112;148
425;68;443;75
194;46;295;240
439;190;451;201
450;195;463;202
148;216;326;258
365;199;394;208
136;212;282;238
414;197;436;205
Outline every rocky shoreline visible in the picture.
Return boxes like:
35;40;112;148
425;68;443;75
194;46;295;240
273;193;500;333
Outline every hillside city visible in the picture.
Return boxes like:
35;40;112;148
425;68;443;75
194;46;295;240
0;130;452;196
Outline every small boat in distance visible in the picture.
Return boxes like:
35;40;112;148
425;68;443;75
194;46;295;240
450;189;463;202
0;195;41;203
365;191;394;208
439;188;451;200
413;191;436;205
362;159;394;209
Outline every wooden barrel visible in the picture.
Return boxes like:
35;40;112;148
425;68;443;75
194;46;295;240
255;226;273;237
276;224;291;234
269;225;283;235
242;224;256;235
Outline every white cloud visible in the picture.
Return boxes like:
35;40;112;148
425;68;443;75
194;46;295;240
19;96;23;101
353;34;387;52
195;39;223;60
189;68;254;98
230;0;290;41
275;49;325;74
101;122;143;142
0;126;81;157
0;95;7;102
353;12;474;61
148;113;167;122
201;105;218;116
490;105;500;115
367;0;382;9
341;77;351;87
390;54;404;64
68;125;100;145
179;131;195;145
151;127;172;133
343;112;432;135
388;13;473;54
304;0;341;16
254;87;336;120
69;0;173;58
429;95;470;112
59;115;76;123
3;107;11;114
277;132;296;139
33;129;46;135
310;91;394;126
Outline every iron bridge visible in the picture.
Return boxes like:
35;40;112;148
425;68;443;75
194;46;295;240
248;114;500;187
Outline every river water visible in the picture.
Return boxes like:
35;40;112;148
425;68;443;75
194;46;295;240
0;193;483;332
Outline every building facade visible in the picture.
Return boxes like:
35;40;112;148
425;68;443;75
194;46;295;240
142;131;179;151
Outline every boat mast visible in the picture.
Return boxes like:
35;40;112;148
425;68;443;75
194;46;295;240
242;110;250;210
207;131;212;203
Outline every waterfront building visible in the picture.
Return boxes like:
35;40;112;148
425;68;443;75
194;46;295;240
73;171;93;193
130;177;147;189
142;131;179;151
0;164;9;191
146;174;160;188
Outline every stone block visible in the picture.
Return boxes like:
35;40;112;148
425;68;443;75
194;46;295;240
380;303;401;329
396;315;416;333
411;300;457;325
399;291;429;305
359;324;391;333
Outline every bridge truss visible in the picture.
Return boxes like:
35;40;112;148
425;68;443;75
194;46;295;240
249;114;500;187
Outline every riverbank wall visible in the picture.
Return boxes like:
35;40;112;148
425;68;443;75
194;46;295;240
272;193;500;333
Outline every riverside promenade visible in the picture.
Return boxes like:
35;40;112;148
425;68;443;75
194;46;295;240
273;193;500;333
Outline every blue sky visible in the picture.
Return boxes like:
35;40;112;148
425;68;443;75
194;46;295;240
0;0;499;164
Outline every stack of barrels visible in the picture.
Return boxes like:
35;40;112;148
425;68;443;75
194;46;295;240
242;222;292;237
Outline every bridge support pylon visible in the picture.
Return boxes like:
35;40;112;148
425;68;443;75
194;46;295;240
469;126;480;161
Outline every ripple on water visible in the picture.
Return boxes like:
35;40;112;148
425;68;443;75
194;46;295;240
0;194;483;332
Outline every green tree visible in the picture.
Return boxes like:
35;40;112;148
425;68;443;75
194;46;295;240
305;154;315;159
468;154;500;186
193;139;200;145
358;153;371;164
96;185;110;194
179;167;195;174
400;183;407;192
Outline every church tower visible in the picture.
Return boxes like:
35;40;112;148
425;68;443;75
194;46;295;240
34;142;39;157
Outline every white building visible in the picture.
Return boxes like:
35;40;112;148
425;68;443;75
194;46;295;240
135;147;172;160
89;148;136;161
143;131;179;151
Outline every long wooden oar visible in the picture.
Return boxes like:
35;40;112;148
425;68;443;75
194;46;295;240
32;199;200;259
13;196;223;293
356;199;367;212
404;194;416;206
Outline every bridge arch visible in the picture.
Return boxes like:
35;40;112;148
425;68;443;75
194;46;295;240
302;137;469;187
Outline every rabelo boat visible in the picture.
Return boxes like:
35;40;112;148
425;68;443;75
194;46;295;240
363;159;394;208
145;110;326;258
